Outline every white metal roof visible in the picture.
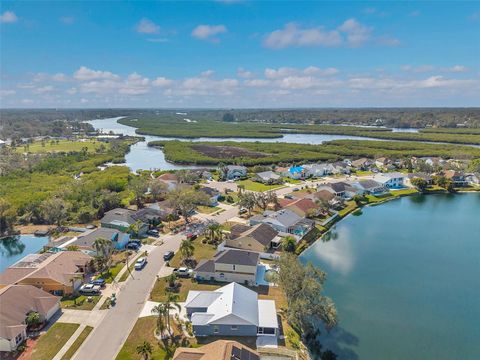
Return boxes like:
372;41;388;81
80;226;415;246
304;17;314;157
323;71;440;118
257;300;279;329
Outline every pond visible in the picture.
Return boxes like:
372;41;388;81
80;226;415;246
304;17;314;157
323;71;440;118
0;235;49;272
300;193;480;360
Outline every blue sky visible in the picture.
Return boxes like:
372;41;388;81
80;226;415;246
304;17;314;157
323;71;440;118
1;1;479;108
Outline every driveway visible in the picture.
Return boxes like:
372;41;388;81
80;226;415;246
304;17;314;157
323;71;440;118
72;235;183;360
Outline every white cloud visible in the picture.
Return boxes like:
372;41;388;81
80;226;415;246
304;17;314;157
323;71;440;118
376;35;400;46
67;88;77;95
74;66;119;81
265;66;338;79
244;79;270;87
0;11;18;24
401;65;435;73
119;72;150;95
135;18;160;34
0;89;16;96
263;23;342;49
449;65;468;73
191;24;227;41
152;77;173;87
147;38;169;43
59;16;75;25
200;70;214;77
52;73;69;82
33;86;54;94
338;18;372;47
237;68;253;78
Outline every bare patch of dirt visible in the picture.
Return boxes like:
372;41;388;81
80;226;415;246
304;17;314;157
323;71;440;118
192;144;267;159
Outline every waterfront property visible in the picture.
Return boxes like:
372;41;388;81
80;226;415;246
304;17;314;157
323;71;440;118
300;194;480;360
317;181;358;199
0;251;92;296
173;340;260;360
61;227;130;254
353;179;387;195
194;249;260;286
249;209;314;237
374;172;406;189
185;282;278;337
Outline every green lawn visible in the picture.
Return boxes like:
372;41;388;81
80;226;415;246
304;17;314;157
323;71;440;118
338;200;358;217
355;170;374;176
391;188;419;197
98;261;126;283
16;139;108;154
60;326;93;360
236;179;285;192
196;205;221;214
61;295;101;310
30;323;80;360
150;277;221;302
169;236;217;268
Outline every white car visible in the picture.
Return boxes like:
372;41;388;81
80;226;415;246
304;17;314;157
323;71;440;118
174;267;193;278
79;283;101;295
135;257;147;270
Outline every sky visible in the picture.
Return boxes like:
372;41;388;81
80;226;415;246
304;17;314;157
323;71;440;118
1;1;479;108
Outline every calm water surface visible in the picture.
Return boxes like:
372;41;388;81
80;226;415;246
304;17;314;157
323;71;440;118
300;194;480;360
0;235;49;272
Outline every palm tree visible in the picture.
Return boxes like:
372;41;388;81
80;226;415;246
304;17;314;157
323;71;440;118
127;220;143;238
136;341;153;360
151;304;168;338
206;221;222;243
165;213;175;230
165;272;177;289
25;311;41;329
93;237;112;273
164;293;182;335
179;239;195;265
281;236;297;253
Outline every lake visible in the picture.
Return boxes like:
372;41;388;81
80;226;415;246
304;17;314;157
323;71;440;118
0;235;49;272
300;193;480;360
86;117;388;172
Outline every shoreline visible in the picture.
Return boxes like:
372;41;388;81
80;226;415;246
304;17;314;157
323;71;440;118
298;189;480;255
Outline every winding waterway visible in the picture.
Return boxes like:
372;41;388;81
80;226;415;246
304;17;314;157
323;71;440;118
300;193;480;360
86;117;408;172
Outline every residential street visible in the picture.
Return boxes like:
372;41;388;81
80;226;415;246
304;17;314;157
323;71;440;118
72;233;183;360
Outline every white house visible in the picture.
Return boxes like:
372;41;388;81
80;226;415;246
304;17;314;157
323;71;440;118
374;172;406;189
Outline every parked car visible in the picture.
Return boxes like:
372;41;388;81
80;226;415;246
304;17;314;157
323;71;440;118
292;188;300;192
135;257;147;270
239;207;247;214
126;242;140;250
79;284;101;295
163;251;174;261
147;229;159;237
284;194;293;199
89;278;106;287
173;267;192;278
186;233;197;240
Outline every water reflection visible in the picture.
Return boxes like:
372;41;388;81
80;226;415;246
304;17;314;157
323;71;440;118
314;228;355;276
0;236;26;257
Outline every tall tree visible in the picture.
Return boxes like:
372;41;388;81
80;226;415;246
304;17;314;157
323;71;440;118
148;178;168;201
179;239;195;265
164;293;182;335
40;197;70;227
128;176;148;208
238;192;256;216
0;199;17;238
166;187;209;224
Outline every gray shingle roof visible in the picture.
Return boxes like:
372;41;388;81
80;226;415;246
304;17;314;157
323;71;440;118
214;249;259;266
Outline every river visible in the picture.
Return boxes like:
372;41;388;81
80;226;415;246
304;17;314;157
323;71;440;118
300;193;480;360
86;117;407;172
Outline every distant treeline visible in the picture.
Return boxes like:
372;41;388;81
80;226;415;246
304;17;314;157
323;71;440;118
150;139;480;166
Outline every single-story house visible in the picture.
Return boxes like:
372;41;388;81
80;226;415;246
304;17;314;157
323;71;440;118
317;182;358;199
443;170;468;187
157;173;179;191
185;282;278;337
253;171;282;184
284;166;307;180
133;207;168;226
0;285;60;352
353;179;387;195
375;157;391;169
305;189;338;206
249;209;314;237
351;158;373;170
374;172;406;189
199;187;221;206
225;223;281;252
100;208;149;235
407;173;433;185
332;161;351;174
194;249;260;286
285;198;321;218
223;165;247;180
0;251;92;296
466;173;480;185
173;340;260;360
62;227;130;254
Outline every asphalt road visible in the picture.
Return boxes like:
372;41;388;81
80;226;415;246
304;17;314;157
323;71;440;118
72;234;183;360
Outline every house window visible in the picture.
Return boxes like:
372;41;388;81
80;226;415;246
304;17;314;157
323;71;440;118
231;325;238;330
15;333;23;344
232;265;236;271
213;325;219;334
